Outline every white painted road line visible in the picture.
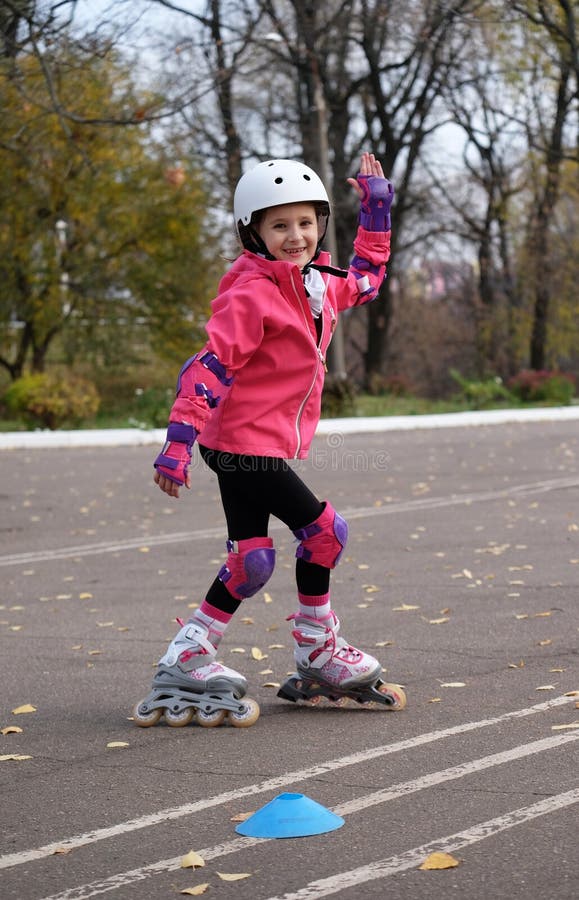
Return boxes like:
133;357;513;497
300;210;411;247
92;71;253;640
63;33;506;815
0;696;571;873
2;474;578;567
36;731;579;900
333;731;579;817
267;788;579;900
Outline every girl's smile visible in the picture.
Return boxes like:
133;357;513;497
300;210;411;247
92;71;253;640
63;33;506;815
257;202;319;269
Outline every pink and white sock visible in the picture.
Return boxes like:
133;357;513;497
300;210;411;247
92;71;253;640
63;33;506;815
188;601;233;649
298;591;331;620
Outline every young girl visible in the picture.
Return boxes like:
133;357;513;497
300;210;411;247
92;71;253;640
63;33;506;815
134;152;406;728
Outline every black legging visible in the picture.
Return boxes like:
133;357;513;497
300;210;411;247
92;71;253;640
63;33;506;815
199;446;331;613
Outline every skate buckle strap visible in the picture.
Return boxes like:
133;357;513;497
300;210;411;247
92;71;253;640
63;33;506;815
290;614;339;669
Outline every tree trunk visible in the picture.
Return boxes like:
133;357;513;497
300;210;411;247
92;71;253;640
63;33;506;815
365;281;392;380
210;0;242;200
529;281;550;370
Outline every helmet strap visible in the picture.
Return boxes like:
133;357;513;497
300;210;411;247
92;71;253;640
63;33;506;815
302;261;348;279
239;224;276;260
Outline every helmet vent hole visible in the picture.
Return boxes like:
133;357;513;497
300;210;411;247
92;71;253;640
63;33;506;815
303;174;311;181
274;176;283;184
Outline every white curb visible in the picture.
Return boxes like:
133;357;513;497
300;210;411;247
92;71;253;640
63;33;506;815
1;406;579;450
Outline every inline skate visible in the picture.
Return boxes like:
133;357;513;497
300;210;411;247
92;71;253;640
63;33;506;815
133;620;260;728
277;611;406;710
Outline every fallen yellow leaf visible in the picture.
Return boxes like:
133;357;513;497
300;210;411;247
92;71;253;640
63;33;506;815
393;604;420;612
441;682;466;688
181;851;205;870
180;885;209;895
429;617;450;625
251;647;267;661
1;726;23;735
52;847;73;855
263;592;273;604
262;682;281;689
0;754;32;761
419;852;460;870
106;741;129;749
11;704;36;715
217;872;251;881
230;811;255;823
536;685;556;691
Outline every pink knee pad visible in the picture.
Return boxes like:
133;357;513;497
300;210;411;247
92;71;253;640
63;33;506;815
293;501;348;569
218;537;276;600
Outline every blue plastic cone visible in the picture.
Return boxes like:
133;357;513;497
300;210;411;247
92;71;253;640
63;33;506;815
235;792;345;839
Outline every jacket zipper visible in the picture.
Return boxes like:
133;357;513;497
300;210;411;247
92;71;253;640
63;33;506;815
290;271;329;457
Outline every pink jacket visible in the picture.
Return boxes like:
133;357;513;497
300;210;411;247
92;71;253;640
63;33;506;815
169;226;390;459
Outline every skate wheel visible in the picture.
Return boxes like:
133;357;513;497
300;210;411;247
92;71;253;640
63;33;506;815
133;703;162;728
195;708;227;728
164;706;195;727
305;695;323;707
229;698;260;728
329;696;348;708
378;682;407;710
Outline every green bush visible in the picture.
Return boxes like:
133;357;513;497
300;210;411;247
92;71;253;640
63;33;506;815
449;369;514;408
507;370;575;405
4;371;100;429
366;372;412;397
321;374;358;418
129;385;174;428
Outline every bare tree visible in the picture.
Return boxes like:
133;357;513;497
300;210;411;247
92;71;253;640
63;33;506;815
509;0;578;369
431;22;528;377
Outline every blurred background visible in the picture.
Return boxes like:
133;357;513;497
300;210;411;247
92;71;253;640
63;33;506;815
1;0;577;430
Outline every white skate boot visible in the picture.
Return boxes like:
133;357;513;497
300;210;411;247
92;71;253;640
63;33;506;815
277;611;406;709
134;620;260;728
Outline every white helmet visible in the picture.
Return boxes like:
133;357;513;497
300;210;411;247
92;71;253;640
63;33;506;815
234;159;330;226
234;159;330;258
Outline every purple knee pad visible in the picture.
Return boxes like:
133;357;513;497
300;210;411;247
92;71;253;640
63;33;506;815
293;502;348;569
218;537;276;600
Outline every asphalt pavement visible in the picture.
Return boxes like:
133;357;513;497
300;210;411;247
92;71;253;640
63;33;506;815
1;416;578;899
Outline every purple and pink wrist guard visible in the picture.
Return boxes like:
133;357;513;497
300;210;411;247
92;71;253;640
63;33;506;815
357;174;394;232
154;421;198;486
